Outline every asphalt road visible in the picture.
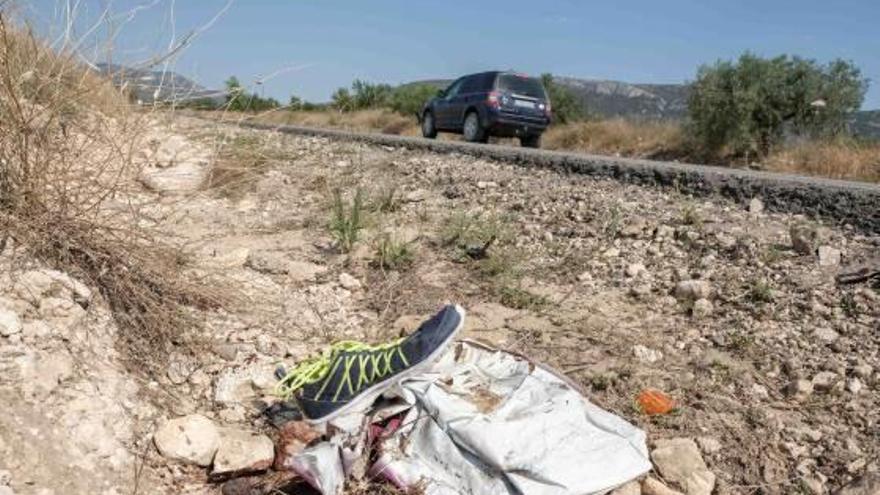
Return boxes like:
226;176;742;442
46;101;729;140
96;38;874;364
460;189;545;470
236;121;880;233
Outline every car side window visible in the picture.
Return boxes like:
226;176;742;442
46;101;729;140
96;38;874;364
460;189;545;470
444;78;464;98
460;75;478;94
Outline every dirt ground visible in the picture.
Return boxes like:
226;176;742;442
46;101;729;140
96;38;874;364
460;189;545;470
0;115;877;495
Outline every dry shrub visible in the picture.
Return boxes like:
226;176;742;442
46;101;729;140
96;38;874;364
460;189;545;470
543;118;687;159
763;139;880;182
0;14;221;373
250;109;420;136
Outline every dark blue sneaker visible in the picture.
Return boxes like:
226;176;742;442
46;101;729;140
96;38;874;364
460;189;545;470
276;304;465;423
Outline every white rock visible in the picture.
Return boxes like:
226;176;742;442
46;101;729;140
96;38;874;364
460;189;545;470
847;378;863;395
153;414;219;467
214;365;276;406
288;261;327;282
338;272;362;290
211;428;274;477
812;371;839;392
603;247;620;258
633;344;663;363
692;298;713;318
0;469;10;485
642;477;684;495
787;379;814;402
625;263;646;278
748;197;764;214
0;486;14;495
696;437;722;454
651;438;716;495
476;181;497;189
610;480;642;495
0;309;22;336
813;327;839;343
817;246;841;266
675;280;712;301
577;271;593;283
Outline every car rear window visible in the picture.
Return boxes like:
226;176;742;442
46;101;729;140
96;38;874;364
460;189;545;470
496;74;546;98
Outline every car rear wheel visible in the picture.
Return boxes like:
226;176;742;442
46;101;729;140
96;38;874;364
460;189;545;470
462;112;487;143
520;134;542;149
421;111;438;139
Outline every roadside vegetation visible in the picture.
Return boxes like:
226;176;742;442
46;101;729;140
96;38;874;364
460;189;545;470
0;13;222;374
205;54;878;183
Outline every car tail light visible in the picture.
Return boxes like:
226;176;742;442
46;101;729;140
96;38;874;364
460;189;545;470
487;91;501;108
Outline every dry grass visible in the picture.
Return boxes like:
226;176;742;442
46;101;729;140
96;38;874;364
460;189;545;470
0;13;223;373
543;118;687;159
249;109;419;136
763;139;880;182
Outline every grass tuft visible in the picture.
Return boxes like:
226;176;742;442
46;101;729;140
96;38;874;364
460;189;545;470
330;187;366;252
373;234;414;270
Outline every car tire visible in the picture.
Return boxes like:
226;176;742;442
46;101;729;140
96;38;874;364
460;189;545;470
462;111;487;143
520;134;542;149
421;111;438;139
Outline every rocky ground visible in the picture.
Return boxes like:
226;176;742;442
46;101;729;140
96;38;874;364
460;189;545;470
0;116;877;495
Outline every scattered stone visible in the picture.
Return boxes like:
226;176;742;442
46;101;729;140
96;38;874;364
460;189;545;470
812;371;839;392
338;272;362;290
476;181;498;189
818;246;842;267
0;487;13;495
790;224;827;255
675;280;712;301
803;474;826;495
748;197;764;214
153;414;220;467
633;344;663;364
214;365;276;406
577;271;593;283
0;309;22;337
814;327;840;343
847;378;863;395
603;247;620;258
626;263;646;278
853;364;873;379
620;218;648;238
211;428;275;479
836;472;880;495
610;480;642;495
245;251;291;275
692;298;713;318
655;225;675;240
0;469;10;485
786;379;813;402
696;437;722;455
404;189;428;203
642;476;684;495
651;437;716;495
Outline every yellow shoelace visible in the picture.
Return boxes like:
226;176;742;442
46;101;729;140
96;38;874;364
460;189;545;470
275;338;408;400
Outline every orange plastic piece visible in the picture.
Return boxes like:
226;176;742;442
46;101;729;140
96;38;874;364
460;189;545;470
637;389;676;416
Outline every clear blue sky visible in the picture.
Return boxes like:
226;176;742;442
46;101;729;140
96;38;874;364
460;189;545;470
25;0;880;108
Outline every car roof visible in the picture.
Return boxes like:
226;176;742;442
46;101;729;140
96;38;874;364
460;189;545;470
460;71;536;80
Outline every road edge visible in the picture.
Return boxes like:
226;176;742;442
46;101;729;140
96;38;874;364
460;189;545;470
237;121;880;233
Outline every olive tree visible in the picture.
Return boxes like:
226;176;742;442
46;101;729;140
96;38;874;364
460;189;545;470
687;53;867;158
541;73;584;124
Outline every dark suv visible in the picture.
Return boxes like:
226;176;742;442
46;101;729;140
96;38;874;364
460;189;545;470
420;71;551;148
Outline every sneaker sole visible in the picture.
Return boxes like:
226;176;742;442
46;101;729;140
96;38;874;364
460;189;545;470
304;304;466;425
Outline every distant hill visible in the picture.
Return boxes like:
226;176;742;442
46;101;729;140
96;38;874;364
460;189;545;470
851;110;880;139
95;63;225;104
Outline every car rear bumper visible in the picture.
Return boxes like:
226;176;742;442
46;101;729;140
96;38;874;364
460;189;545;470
485;110;549;137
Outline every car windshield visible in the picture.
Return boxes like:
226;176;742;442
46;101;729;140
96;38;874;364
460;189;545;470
496;74;546;98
